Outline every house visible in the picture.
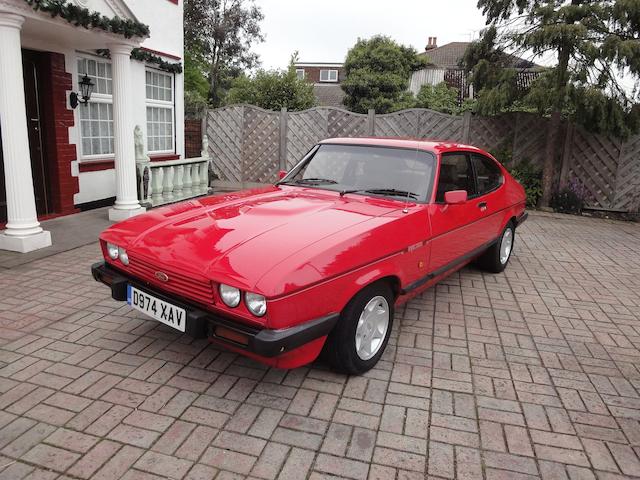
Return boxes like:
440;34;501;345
294;62;346;108
0;0;186;253
410;37;541;99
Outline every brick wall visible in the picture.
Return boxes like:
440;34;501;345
40;52;79;215
185;119;202;158
296;66;345;84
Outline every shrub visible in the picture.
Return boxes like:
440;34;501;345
509;159;543;207
551;177;590;214
415;83;459;114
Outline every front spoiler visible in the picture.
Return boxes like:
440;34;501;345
91;261;338;357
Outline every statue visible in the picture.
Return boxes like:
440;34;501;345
134;125;148;163
201;133;209;159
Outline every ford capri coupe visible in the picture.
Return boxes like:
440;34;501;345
92;138;526;374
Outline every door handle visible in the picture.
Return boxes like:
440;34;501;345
477;201;487;211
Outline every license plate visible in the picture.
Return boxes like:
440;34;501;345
127;285;186;332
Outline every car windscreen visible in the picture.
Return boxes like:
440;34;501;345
282;144;436;202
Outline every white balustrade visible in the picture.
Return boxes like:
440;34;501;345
138;156;210;207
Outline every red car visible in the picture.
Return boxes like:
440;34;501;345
92;138;526;374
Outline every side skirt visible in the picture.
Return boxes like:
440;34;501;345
400;238;498;295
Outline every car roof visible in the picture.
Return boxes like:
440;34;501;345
318;137;488;155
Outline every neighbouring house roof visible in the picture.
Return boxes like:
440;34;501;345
313;84;345;108
419;42;539;70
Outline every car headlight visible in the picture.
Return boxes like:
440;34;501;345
219;284;241;307
106;242;119;260
118;247;129;265
245;292;267;317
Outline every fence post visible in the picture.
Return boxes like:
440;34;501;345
279;107;288;170
559;121;574;185
462;111;471;144
367;109;375;136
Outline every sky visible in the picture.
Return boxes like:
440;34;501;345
252;0;489;69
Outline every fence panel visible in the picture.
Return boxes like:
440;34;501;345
512;113;548;168
287;109;329;169
241;106;280;184
205;105;640;212
469;114;516;155
613;135;640;212
566;127;622;209
207;106;243;185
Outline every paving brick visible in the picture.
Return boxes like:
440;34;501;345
21;444;80;472
314;453;369;480
134;450;193;479
92;445;144;480
200;446;257;475
1;216;640;480
67;440;122;479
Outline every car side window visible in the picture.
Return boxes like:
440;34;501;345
471;154;503;195
436;153;475;202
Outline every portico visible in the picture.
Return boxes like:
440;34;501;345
0;0;148;252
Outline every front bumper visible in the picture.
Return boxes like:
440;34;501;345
91;261;338;357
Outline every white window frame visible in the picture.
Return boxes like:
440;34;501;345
76;54;115;161
295;68;305;80
145;68;175;155
320;69;338;82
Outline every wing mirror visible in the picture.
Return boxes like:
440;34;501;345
278;170;287;180
444;190;467;204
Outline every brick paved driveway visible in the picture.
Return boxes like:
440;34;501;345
1;212;640;480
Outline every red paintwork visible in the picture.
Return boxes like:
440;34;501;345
99;138;526;368
444;190;468;204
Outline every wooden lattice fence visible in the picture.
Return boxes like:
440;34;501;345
206;105;640;212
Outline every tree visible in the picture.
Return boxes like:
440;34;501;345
415;82;461;114
226;56;316;111
342;36;427;113
475;0;640;206
184;0;264;107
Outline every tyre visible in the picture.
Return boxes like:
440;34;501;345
323;282;394;375
475;222;515;273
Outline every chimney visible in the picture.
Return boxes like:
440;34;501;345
425;36;438;51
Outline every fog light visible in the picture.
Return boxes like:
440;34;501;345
245;292;267;317
106;243;119;260
219;284;241;307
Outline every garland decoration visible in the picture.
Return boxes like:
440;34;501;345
25;0;150;39
97;49;183;74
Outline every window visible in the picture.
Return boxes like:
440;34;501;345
77;56;114;158
79;103;114;156
472;155;503;195
296;69;305;80
78;57;112;94
319;69;338;82
286;145;435;202
437;153;475;202
146;70;175;153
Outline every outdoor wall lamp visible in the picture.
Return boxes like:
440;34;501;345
70;74;95;109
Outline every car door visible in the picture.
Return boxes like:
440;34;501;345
428;152;487;274
470;153;505;244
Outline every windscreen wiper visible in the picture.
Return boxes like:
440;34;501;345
292;178;339;185
339;188;418;199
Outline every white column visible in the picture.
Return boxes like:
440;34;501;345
0;12;51;253
108;43;145;222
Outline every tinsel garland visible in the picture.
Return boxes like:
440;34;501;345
96;49;183;74
25;0;150;39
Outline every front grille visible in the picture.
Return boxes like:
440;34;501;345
127;254;215;306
